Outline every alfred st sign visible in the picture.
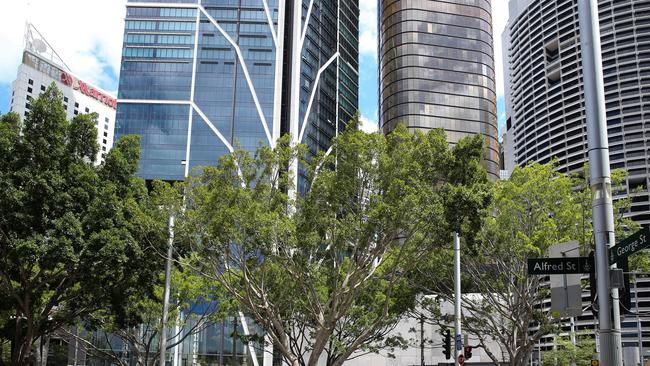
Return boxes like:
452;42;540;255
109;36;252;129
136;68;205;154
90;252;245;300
528;227;650;275
527;257;593;275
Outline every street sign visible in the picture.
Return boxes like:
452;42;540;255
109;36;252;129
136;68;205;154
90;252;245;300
458;354;465;365
455;334;462;351
527;257;593;275
549;241;583;318
609;226;650;264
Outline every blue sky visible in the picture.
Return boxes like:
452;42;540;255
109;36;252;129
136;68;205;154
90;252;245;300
0;0;127;114
0;0;509;134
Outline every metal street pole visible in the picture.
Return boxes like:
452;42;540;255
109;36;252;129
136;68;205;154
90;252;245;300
420;314;425;366
577;0;623;364
159;212;175;366
172;308;181;366
570;317;576;366
635;276;644;365
454;232;463;366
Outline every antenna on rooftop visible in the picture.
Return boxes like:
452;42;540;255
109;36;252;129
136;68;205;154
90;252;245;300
24;22;72;71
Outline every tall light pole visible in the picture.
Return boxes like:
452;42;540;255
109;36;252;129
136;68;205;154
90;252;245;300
159;212;175;366
454;232;463;366
577;0;622;363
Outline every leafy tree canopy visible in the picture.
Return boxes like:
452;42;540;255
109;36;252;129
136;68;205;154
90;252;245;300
0;85;169;365
413;162;641;366
179;120;492;366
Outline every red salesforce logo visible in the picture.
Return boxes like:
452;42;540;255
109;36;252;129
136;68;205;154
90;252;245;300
59;71;117;110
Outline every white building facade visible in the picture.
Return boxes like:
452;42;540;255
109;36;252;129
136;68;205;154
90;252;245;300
9;25;116;164
502;0;650;364
502;0;650;225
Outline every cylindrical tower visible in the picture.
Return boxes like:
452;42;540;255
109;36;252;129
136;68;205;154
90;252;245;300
504;0;650;225
502;0;650;361
379;0;499;180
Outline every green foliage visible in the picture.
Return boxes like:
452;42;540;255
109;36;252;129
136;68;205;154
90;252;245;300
414;161;643;366
541;333;596;366
0;84;169;364
489;163;582;257
181;121;492;366
79;254;234;366
415;162;602;366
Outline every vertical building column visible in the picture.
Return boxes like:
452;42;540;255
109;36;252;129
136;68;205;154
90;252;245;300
288;0;303;200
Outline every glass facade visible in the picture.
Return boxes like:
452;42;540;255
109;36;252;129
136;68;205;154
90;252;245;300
114;0;359;363
116;1;278;181
378;0;499;180
83;317;266;366
288;0;360;193
116;0;358;184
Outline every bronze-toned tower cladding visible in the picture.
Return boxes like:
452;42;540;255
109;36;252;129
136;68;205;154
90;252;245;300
379;0;499;180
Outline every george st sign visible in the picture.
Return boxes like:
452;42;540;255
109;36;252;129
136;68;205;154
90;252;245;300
609;226;650;264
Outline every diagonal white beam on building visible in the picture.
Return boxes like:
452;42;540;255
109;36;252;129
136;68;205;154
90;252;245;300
297;52;339;143
127;1;279;147
300;0;315;48
261;0;279;47
117;99;235;158
198;6;275;148
238;311;260;366
185;8;202;178
191;102;235;153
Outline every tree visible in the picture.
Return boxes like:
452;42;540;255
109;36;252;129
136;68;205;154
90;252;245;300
0;85;169;365
179;121;492;366
541;332;596;366
62;257;233;366
415;162;639;366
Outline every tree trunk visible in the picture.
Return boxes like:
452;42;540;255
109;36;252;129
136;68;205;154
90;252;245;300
11;317;35;366
34;335;50;366
0;341;6;366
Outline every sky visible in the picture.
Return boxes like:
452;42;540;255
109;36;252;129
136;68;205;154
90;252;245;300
0;0;510;135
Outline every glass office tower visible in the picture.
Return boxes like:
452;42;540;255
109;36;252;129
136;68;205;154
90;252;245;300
114;0;358;364
116;0;359;183
378;0;499;180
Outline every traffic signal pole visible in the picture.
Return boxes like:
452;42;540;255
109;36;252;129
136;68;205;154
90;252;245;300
454;232;463;365
577;0;623;364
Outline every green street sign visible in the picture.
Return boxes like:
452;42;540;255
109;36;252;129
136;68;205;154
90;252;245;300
609;227;650;264
527;257;593;275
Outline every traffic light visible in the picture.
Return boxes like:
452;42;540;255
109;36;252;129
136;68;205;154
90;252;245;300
464;345;473;360
442;329;451;359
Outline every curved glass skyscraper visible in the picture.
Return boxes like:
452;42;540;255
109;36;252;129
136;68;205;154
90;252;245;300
379;0;499;180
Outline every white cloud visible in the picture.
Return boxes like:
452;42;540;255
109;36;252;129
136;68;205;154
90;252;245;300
492;1;509;97
0;0;126;94
359;114;378;134
359;0;377;58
